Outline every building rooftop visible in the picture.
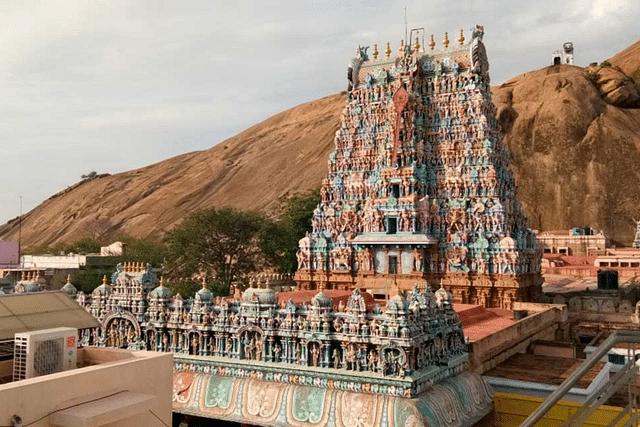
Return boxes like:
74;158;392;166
0;291;99;341
484;353;606;389
455;304;515;341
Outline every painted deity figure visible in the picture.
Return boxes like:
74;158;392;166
332;349;341;368
413;248;423;272
368;350;378;372
311;344;320;367
273;343;282;362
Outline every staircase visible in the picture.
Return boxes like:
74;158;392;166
521;330;640;427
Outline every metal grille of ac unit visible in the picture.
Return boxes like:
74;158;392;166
13;327;77;381
33;338;63;377
13;337;28;381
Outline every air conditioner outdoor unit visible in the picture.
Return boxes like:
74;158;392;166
13;327;78;381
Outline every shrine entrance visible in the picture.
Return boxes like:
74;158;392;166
104;317;137;348
240;329;264;361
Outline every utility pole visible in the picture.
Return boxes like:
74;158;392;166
19;196;22;268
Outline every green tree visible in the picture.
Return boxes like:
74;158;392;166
164;279;201;300
66;237;101;254
163;208;265;294
259;188;320;274
165;278;230;300
23;238;101;255
72;269;112;294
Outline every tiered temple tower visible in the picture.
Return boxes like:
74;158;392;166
295;27;542;308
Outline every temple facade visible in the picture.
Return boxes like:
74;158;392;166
296;27;542;308
73;263;467;386
72;262;493;426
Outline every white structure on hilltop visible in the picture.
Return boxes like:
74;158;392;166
552;42;574;65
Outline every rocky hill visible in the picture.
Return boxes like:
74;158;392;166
494;40;640;244
2;41;640;247
0;94;345;246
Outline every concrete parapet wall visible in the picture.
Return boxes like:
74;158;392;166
493;392;630;426
468;304;567;374
0;348;172;427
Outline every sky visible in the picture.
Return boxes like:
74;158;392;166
0;0;638;224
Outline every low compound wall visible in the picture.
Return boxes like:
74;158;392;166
468;304;568;374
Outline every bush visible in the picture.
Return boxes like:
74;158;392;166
585;70;601;89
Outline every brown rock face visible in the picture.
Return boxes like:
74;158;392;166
609;39;640;83
495;64;640;244
2;41;640;247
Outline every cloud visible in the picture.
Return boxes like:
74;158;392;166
1;0;638;226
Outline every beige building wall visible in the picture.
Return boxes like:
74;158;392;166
0;347;172;427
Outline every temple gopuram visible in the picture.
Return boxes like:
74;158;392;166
73;262;493;427
296;26;542;308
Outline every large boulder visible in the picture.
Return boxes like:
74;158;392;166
585;65;640;108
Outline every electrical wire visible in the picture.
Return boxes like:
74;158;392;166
3;392;171;427
0;389;129;427
148;409;170;427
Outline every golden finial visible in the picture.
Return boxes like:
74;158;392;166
66;274;72;283
399;39;405;56
21;271;25;281
159;277;165;287
202;277;207;288
458;29;465;45
443;32;450;48
373;43;379;60
385;42;392;58
429;34;435;50
102;275;108;285
414;36;420;52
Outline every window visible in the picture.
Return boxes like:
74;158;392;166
600;262;609;267
387;217;397;234
608;354;626;365
391;184;400;198
543;248;552;254
388;256;398;274
611;262;619;267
